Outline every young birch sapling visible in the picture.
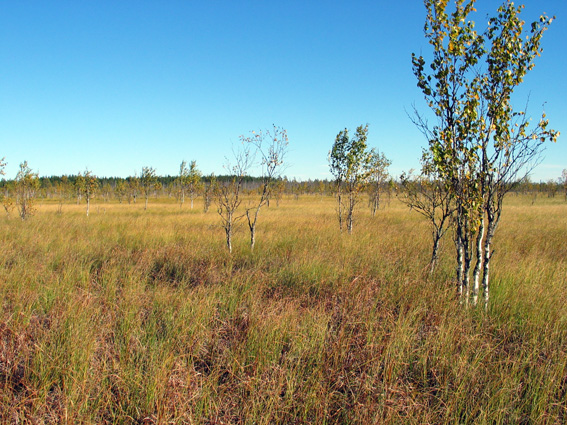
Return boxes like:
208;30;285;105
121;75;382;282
176;160;202;208
214;145;253;253
76;169;99;216
367;148;391;216
329;125;373;234
140;167;159;211
0;158;14;217
15;161;40;220
400;167;454;274
243;125;289;251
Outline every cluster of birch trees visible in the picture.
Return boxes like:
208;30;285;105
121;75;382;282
328;125;391;234
403;0;559;309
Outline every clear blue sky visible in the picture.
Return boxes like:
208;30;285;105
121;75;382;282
1;1;566;181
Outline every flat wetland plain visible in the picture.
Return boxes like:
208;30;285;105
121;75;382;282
1;195;566;424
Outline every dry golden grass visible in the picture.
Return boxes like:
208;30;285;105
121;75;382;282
0;194;566;424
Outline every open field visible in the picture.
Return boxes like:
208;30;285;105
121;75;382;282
1;195;566;424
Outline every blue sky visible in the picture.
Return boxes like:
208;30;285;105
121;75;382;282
1;1;566;181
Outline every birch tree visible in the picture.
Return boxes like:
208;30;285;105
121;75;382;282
0;158;13;217
329;125;372;234
400;167;454;273
367;148;391;216
176;160;201;208
187;161;202;209
74;174;84;205
176;161;190;208
1;185;14;218
241;126;289;251
272;178;286;207
127;176;140;204
140;167;158;210
214;146;253;253
115;180;127;203
413;0;558;308
202;174;215;213
76;169;99;216
15;161;40;220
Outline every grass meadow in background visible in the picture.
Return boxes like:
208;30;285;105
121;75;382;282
1;195;566;424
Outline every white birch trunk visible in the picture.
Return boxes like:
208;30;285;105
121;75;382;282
472;216;485;306
482;221;497;312
456;232;465;299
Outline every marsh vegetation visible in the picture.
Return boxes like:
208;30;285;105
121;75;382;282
1;195;566;423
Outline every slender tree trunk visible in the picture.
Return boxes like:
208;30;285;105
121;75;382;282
347;193;355;234
455;226;464;298
225;211;233;253
226;226;232;253
472;215;485;306
86;196;90;217
462;240;472;306
481;244;491;312
482;211;498;311
250;224;256;251
337;190;343;232
246;208;259;252
246;183;268;251
481;229;495;312
429;230;442;274
372;191;380;217
204;193;211;213
144;196;148;210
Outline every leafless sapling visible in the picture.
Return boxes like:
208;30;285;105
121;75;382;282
400;169;454;274
243;125;289;251
214;145;253;253
367;148;391;216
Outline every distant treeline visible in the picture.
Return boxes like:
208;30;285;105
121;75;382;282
1;174;288;189
1;173;565;200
